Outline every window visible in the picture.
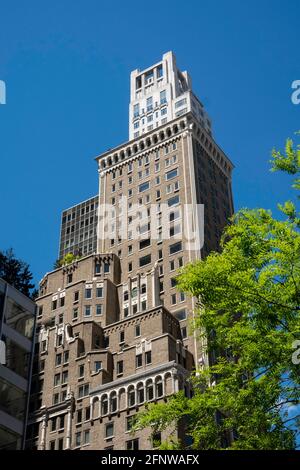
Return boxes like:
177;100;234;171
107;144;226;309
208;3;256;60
169;241;182;255
57;334;63;347
77;409;82;423
180;292;186;302
124;307;129;317
49;440;55;450
139;181;150;193
94;361;102;373
117;360;124;376
139;254;151;267
141;300;147;311
160;90;167;104
136;354;142;368
128;245;133;255
96;304;102;316
161;107;167;116
74;291;79;302
59;415;65;430
146;96;153;112
152;432;162;448
128;262;132;272
167;195;180;207
157;64;163;78
60;297;65;307
139;238;151;250
126;439;139;450
135;324;141;337
84;305;91;317
171;294;177;305
83;430;90;445
95;262;101;274
54;373;61;386
55;353;62;367
75;432;81;447
51;417;57;431
126;415;136;432
58;313;64;325
96;287;103;298
62;370;68;384
156;379;163;398
181;327;187;339
166;168;178;180
119;330;125;344
178;257;184;268
78;384;89;399
63;351;69;363
133;103;139;118
85;406;91;421
73;307;78;320
145;351;152;365
104;263;110;273
78;364;85;378
58;438;64;450
85;288;92;299
175;309;186;321
67;274;73;284
105;422;114;439
52;299;57;310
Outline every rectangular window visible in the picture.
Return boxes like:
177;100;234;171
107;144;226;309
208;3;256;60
117;360;124;376
74;291;79;302
96;304;102;315
78;364;84;378
85;288;92;299
135;324;141;338
119;330;125;344
83;430;90;445
175;309;186;321
139;181;150;193
75;432;81;447
167;195;180;207
84;305;91;317
105;422;114;438
96;287;103;298
139;254;151;267
63;351;69;363
146;96;153;112
55;353;62;366
169;241;182;255
160;90;167;104
166;168;178;180
54;373;61;386
139;239;151;250
136;354;142;368
133;103;139;118
94;361;102;373
78;384;89;399
126;439;139;450
145;351;152;365
62;371;68;384
73;307;78;320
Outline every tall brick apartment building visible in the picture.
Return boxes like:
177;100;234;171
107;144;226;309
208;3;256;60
26;52;234;450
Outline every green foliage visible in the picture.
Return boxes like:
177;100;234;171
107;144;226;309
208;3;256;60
54;252;81;269
0;248;35;298
134;134;300;449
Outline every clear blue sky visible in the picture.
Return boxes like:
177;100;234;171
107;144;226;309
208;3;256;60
0;0;299;286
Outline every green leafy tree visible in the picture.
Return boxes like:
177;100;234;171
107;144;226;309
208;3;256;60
134;133;300;450
0;248;35;298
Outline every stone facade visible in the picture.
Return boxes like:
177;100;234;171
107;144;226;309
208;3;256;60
26;52;234;450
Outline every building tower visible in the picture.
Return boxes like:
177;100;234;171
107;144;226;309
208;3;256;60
26;52;234;450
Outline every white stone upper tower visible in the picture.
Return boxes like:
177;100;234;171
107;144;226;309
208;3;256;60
129;51;212;140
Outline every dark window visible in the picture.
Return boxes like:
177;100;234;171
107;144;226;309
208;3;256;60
136;354;142;368
139;254;151;267
126;439;139;450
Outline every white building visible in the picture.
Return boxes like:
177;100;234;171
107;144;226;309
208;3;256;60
129;51;212;140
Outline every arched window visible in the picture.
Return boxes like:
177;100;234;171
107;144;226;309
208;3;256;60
128;385;135;407
137;383;144;404
131;287;138;298
110;392;117;413
155;378;163;398
146;380;154;401
101;395;108;415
